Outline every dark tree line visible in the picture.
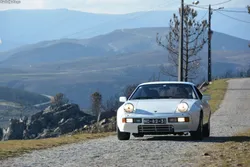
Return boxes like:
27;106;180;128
213;66;250;79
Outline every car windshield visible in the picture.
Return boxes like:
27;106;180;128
129;83;197;100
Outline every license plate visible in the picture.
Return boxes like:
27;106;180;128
143;118;166;124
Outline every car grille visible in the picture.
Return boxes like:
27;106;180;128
138;125;174;134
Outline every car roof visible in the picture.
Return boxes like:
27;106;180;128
138;81;196;86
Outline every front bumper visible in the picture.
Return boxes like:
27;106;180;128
118;113;199;134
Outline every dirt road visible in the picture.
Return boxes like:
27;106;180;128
2;78;250;167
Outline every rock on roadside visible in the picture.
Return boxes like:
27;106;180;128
3;103;96;140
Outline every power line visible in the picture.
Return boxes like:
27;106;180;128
198;11;208;21
215;10;250;24
188;4;249;17
186;5;208;10
218;9;248;13
186;0;234;10
210;0;232;6
196;0;232;7
189;5;247;13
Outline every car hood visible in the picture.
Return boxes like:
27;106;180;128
128;99;188;114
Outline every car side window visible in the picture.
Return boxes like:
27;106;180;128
194;86;203;99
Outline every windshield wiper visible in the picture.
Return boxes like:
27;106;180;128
158;96;172;99
133;97;153;99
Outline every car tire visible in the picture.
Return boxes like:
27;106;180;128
190;112;204;141
132;133;144;138
203;119;210;138
117;126;130;140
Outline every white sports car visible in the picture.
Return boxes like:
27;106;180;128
116;81;211;141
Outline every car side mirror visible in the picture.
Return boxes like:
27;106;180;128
119;96;127;103
202;95;211;101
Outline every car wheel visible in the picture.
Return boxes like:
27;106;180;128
203;119;210;137
132;133;144;138
190;112;204;141
117;126;130;140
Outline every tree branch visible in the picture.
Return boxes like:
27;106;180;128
160;65;178;78
188;58;201;63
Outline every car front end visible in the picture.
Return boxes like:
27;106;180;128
117;99;201;135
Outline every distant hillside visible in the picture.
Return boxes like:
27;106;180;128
0;27;249;67
0;8;249;51
1;42;115;65
0;27;249;108
0;87;50;106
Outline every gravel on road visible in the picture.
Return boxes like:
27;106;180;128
1;78;250;167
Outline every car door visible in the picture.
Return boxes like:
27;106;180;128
194;86;210;123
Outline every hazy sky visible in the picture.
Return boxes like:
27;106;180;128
0;0;249;14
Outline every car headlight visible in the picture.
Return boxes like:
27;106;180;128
176;102;189;112
124;103;134;113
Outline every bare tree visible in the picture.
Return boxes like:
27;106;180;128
156;5;208;81
247;67;250;77
91;92;102;123
223;69;234;78
102;94;120;113
19;103;25;119
123;84;138;99
148;72;161;81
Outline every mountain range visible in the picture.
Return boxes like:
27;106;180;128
0;27;249;108
1;8;249;52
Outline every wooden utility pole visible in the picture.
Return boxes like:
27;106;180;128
208;4;212;82
178;0;184;81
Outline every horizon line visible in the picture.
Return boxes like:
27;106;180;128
0;7;247;15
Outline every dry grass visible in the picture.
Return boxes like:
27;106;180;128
198;130;250;167
0;132;115;160
203;79;228;113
